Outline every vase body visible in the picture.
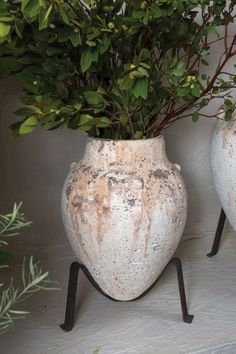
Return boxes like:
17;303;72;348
62;136;187;301
211;113;236;231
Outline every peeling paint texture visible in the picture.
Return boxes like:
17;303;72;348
211;114;236;231
62;136;187;300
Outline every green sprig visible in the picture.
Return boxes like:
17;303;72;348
0;203;58;334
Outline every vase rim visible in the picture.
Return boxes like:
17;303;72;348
87;135;164;143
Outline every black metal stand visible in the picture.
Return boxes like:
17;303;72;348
207;208;226;257
60;257;194;332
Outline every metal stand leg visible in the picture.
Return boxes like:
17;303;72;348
60;256;193;332
169;258;194;324
60;262;80;332
207;208;226;257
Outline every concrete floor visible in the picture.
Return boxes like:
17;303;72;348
1;230;236;354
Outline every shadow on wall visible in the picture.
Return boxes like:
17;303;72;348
164;115;220;236
0;77;87;259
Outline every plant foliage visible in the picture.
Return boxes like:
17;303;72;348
0;203;57;334
0;0;235;139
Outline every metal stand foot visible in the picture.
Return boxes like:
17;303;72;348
207;208;226;257
60;257;193;332
60;262;80;332
169;258;194;324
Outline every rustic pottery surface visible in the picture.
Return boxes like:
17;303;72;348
211;111;236;232
62;136;187;300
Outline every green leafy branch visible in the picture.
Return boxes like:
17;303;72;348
0;202;31;238
0;256;58;334
0;202;31;268
0;203;58;334
0;0;235;139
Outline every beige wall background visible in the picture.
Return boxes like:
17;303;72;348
0;35;235;261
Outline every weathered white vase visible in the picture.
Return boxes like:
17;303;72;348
62;136;187;301
211;110;236;231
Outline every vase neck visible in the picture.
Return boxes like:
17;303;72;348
81;136;170;168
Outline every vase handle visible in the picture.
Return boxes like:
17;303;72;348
173;163;181;172
70;162;77;170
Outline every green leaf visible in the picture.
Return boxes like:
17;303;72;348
139;62;151;69
172;63;185;77
47;46;63;56
132;78;148;100
225;109;233;121
111;87;120;96
201;59;209;66
143;11;149;25
15;18;24;39
134;131;143;139
199;98;208;108
21;0;31;11
80;48;98;72
94;117;112;128
192;112;199;122
70;31;81;47
139;49;151;61
73;103;82;111
79;114;93;125
87;27;101;41
15;106;41;116
191;85;201;97
19;116;38;135
84;91;103;105
177;86;190;97
0;22;10;38
16;71;39;94
132;10;144;19
86;40;96;47
137;66;149;77
39;4;53;30
39;0;47;9
120;76;135;90
203;25;217;36
23;0;41;18
150;5;162;18
224;99;233;108
0;17;14;23
174;0;185;13
77;124;93;132
30;272;49;287
9;310;30;315
59;6;70;25
10;121;22;138
120;113;128;126
99;36;111;54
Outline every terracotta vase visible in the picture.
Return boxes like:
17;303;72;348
62;136;187;301
211;110;236;231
